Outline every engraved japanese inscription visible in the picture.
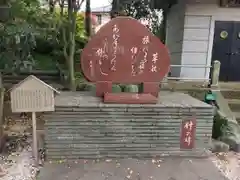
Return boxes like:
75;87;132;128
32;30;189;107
180;118;197;149
81;16;170;83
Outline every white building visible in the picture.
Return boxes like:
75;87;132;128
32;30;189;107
91;5;111;32
166;0;240;82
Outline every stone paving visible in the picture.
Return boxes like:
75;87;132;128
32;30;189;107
37;157;229;180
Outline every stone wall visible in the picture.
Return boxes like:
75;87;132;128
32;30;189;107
44;91;214;160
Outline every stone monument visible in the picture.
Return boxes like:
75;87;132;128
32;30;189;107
81;17;170;104
43;17;214;160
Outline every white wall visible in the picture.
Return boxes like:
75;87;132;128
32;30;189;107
100;14;111;25
181;15;211;79
94;14;111;32
167;0;240;80
165;1;186;77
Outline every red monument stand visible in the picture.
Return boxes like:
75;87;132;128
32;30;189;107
81;17;170;104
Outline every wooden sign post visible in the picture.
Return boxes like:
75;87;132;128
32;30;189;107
32;112;38;162
9;75;59;164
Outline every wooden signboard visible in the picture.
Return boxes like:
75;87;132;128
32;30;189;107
9;75;59;164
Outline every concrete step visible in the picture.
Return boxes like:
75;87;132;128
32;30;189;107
3;75;60;83
227;99;240;111
233;112;240;123
3;75;59;80
2;71;62;88
2;70;59;76
3;79;60;85
221;90;240;100
219;82;240;90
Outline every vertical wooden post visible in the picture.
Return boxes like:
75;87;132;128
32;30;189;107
211;60;221;86
32;112;38;163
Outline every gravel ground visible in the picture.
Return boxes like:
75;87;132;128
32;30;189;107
211;152;240;180
0;138;40;180
1;143;240;180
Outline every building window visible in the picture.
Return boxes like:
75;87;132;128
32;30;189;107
220;0;240;7
96;15;102;24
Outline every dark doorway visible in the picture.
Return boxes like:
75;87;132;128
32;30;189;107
212;21;240;81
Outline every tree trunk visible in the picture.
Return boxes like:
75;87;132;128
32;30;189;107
160;10;167;43
110;0;119;18
60;0;85;91
85;0;91;37
67;3;77;91
0;73;4;151
49;0;55;13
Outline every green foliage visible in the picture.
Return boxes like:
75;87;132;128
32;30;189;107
212;110;228;139
151;0;177;10
111;0;178;42
0;21;36;71
0;0;56;71
112;0;178;17
124;0;151;19
53;9;87;42
112;85;122;93
123;85;139;93
75;14;87;42
33;53;57;70
0;0;87;73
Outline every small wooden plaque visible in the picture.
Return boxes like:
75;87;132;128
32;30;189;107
180;118;197;149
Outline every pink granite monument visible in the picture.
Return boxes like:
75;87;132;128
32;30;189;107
81;17;170;103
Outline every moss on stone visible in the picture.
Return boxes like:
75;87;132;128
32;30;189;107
212;110;228;139
112;84;122;93
123;85;139;93
83;83;96;91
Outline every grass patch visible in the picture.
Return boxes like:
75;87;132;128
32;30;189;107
33;53;58;71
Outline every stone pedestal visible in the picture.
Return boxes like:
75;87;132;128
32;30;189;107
44;91;214;160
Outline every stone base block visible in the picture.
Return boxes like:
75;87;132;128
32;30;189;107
45;91;215;160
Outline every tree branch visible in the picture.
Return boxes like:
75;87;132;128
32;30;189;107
73;0;85;11
59;0;66;10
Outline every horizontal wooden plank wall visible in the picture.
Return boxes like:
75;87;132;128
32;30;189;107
44;92;214;160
